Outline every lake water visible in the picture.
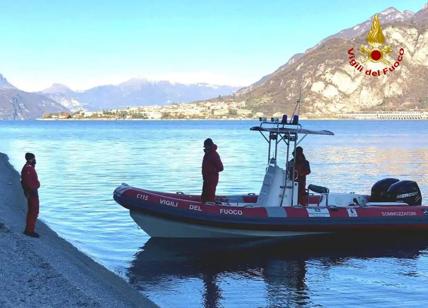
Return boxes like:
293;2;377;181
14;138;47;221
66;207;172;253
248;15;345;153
1;120;428;307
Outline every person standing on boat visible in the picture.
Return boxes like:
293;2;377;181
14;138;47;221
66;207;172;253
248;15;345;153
21;152;41;238
289;146;311;205
201;138;224;203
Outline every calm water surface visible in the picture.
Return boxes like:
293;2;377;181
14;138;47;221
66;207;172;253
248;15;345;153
1;120;428;307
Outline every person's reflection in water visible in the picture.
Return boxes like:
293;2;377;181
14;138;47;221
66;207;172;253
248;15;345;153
202;272;222;308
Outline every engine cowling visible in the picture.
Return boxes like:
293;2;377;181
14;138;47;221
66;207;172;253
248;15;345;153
386;180;422;206
371;178;399;202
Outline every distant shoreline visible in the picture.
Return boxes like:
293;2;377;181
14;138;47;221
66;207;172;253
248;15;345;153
40;110;428;121
38;117;428;121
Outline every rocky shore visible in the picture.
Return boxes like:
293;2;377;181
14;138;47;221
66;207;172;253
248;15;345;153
0;153;156;307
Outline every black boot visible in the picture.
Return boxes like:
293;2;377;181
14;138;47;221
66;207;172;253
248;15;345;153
23;231;40;238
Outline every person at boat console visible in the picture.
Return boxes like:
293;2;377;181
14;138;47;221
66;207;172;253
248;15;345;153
288;146;311;206
201;138;224;203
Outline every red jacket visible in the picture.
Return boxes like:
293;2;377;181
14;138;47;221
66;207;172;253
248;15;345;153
295;159;311;179
288;158;311;181
202;145;224;180
21;163;40;197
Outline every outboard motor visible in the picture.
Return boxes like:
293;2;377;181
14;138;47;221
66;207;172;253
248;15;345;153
371;178;399;202
386;180;422;206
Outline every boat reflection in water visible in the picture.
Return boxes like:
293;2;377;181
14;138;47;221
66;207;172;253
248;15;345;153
127;236;428;307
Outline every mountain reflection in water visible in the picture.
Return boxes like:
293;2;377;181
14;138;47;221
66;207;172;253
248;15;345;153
127;236;428;307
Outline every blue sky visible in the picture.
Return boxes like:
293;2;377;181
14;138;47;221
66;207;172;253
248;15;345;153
0;0;426;91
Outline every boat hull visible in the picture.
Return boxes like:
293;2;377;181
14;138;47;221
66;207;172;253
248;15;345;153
114;185;428;238
130;210;328;238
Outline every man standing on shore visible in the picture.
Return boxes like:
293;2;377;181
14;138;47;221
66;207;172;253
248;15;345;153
21;153;40;238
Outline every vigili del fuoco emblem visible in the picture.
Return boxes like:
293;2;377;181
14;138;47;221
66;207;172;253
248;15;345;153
348;14;404;77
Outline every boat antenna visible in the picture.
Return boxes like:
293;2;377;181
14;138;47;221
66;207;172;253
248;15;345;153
287;80;303;206
291;80;303;118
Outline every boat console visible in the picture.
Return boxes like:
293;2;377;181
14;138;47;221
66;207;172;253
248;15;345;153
251;115;334;207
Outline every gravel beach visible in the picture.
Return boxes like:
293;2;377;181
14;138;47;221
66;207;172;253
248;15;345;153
0;152;156;307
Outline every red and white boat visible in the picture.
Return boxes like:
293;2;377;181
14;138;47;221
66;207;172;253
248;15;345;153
114;117;426;238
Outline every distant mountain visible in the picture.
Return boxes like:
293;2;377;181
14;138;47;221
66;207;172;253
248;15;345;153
41;83;83;111
0;75;68;120
215;5;428;116
41;79;240;111
42;83;74;94
0;74;16;90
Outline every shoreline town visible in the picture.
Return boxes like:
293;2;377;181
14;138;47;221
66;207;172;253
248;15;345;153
42;104;428;121
0;153;156;307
